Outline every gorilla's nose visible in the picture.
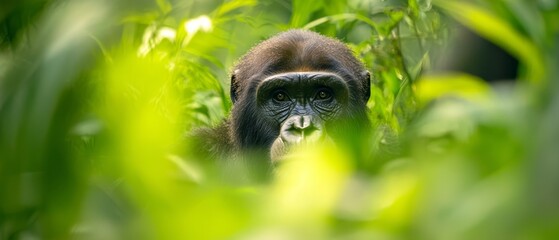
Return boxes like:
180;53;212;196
281;115;322;144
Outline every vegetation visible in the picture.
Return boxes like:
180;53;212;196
1;0;558;239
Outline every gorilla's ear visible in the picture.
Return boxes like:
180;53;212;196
230;70;239;103
362;71;371;103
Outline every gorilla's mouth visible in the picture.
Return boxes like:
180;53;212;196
270;130;332;163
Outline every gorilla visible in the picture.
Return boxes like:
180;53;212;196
192;29;371;170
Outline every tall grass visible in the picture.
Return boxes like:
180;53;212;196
1;0;558;239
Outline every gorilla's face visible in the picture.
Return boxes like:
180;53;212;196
255;72;349;161
229;30;371;161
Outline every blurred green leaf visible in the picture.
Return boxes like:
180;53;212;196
291;0;323;27
1;0;558;239
156;0;172;14
435;0;546;84
303;13;377;30
416;73;491;107
213;0;257;17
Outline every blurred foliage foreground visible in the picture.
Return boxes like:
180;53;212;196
1;0;559;239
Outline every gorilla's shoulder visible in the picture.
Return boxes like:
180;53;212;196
189;121;235;160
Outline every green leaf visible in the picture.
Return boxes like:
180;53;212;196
156;0;172;14
213;0;257;17
291;0;324;27
303;13;378;30
434;1;546;84
415;73;491;107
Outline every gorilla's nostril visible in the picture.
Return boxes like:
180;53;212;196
288;125;316;135
293;115;312;130
284;125;321;143
280;115;322;144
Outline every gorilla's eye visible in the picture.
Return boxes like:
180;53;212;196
273;91;289;101
316;90;332;100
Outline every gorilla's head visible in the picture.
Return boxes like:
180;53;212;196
228;30;371;162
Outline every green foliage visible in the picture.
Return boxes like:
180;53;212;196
1;0;559;239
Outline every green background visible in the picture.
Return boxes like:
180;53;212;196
1;0;558;239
